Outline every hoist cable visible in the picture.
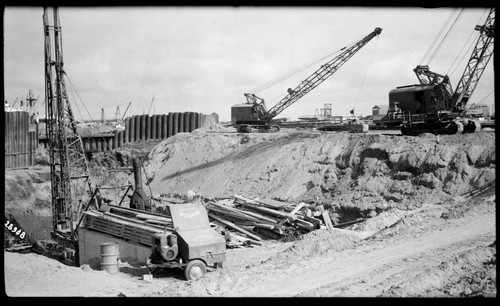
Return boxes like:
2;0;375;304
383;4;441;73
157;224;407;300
251;33;366;94
420;9;457;64
476;89;494;104
64;72;95;122
447;9;489;76
427;8;464;66
352;34;380;113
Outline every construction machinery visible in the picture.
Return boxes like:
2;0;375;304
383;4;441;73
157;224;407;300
379;8;494;135
44;7;97;254
231;27;382;133
148;203;226;280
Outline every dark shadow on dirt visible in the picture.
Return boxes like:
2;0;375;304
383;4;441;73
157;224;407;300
160;132;319;182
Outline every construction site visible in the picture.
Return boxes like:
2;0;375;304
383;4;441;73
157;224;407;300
3;7;496;297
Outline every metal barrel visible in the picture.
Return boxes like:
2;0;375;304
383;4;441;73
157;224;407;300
100;242;120;274
146;115;152;140
124;117;130;143
178;112;184;133
183;112;190;132
151;115;157;139
167;113;173;138
134;115;141;142
172;112;179;136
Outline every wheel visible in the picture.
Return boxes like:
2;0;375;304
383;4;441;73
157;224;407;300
184;260;207;281
452;120;464;134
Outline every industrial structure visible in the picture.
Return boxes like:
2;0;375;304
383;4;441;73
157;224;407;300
231;27;382;133
43;7;96;245
380;8;495;135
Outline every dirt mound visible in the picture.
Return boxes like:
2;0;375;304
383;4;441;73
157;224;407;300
144;131;495;212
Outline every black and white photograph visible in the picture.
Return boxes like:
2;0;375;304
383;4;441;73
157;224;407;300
3;5;495;297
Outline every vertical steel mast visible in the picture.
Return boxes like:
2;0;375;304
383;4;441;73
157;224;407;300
44;7;94;241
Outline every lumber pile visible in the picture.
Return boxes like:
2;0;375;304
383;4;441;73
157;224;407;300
206;194;337;248
82;204;172;247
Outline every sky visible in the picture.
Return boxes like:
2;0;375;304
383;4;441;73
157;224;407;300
3;6;495;122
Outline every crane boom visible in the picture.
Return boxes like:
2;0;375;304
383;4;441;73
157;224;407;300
247;27;382;122
451;8;495;111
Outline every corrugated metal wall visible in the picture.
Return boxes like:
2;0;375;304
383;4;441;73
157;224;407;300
38;112;216;153
4;111;38;169
77;112;214;152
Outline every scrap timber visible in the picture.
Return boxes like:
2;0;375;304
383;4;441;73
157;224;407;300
205;194;360;248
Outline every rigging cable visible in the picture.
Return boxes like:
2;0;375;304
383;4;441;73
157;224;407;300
420;8;458;64
351;33;380;115
427;8;464;66
447;9;489;76
251;33;366;94
64;71;95;122
476;89;494;104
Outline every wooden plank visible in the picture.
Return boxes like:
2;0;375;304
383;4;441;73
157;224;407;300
207;204;260;222
236;202;297;221
290;202;306;215
135;213;172;222
322;210;334;230
230;233;263;246
256;198;290;209
232;207;280;224
102;212;167;230
208;213;262;241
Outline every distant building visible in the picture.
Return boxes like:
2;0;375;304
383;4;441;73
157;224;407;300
372;105;389;121
465;104;491;118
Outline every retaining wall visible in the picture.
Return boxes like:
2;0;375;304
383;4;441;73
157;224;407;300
39;112;218;153
4;111;38;169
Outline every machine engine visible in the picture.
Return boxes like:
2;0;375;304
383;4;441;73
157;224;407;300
151;233;178;263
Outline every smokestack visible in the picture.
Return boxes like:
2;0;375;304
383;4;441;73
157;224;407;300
129;158;151;211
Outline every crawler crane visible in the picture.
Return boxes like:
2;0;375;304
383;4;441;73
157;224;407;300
231;27;382;133
382;8;494;136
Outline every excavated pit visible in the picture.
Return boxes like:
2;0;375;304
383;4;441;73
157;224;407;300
3;128;495;243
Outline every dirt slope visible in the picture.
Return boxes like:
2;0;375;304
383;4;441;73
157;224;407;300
145;130;495;211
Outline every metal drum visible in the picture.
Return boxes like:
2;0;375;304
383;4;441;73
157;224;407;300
100;242;120;274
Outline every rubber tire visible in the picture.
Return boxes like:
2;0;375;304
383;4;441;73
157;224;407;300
184;260;207;281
